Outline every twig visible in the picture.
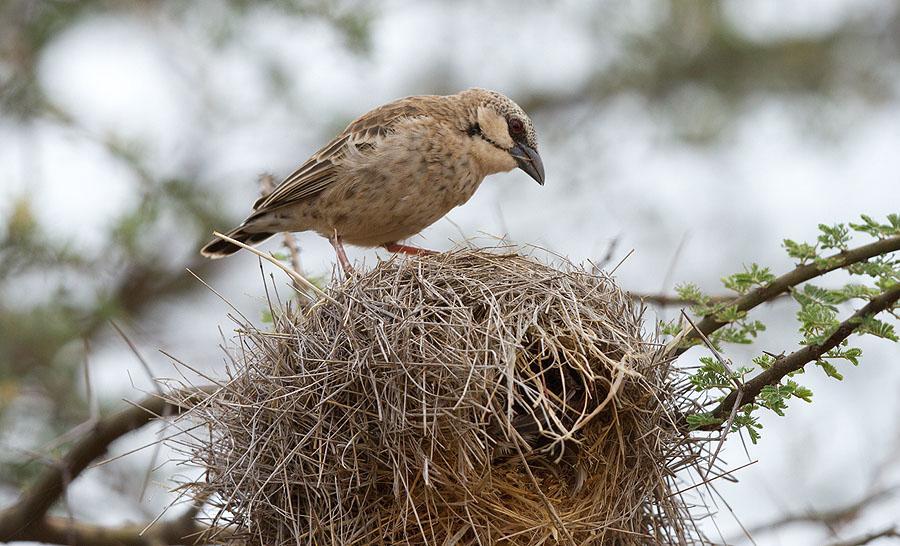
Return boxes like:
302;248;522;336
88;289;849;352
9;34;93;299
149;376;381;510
680;311;743;480
592;235;620;272
211;231;337;305
704;284;900;424
258;173;306;292
666;459;758;498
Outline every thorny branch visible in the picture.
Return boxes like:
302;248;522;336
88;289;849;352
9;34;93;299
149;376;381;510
705;284;900;424
259;173;307;291
672;234;900;356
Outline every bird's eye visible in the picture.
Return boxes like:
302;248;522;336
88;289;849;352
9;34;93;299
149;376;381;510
508;117;525;136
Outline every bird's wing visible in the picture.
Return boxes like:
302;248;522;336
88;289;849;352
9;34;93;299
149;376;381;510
252;98;437;213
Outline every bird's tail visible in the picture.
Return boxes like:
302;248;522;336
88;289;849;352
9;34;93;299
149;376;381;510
201;225;275;259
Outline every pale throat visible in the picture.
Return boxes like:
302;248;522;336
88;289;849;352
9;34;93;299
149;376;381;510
470;106;517;176
468;137;517;177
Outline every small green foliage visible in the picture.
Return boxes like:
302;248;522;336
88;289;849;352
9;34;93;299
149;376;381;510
783;238;817;263
678;214;899;443
752;354;775;370
686;412;722;429
856;316;899;341
713;305;746;323
758;381;812;416
692;357;753;388
817;223;851;251
815;359;843;380
710;320;766;345
722;264;776;295
675;282;715;316
731;409;763;444
822;345;862;366
849;214;900;239
658;320;683;338
795;290;840;345
690;356;729;391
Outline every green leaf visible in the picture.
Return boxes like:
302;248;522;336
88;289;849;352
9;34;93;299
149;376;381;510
753;354;775;370
757;380;813;416
686;412;723;429
722;264;776;295
832;284;880;303
888;213;900;232
675;283;708;305
843;347;862;365
731;411;763;444
690;356;730;391
857;316;899;341
816;359;844;380
792;384;814;403
713;305;747;323
817;223;850;251
783;238;817;263
849;213;900;238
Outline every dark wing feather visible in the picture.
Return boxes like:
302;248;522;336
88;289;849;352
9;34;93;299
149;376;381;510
253;97;439;213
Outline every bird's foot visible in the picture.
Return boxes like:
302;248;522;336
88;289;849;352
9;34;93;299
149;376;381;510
384;242;437;256
329;232;355;276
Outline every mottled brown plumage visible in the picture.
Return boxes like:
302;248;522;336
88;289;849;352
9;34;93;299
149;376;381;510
201;88;544;270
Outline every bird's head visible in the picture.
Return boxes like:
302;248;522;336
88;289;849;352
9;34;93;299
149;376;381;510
460;88;545;185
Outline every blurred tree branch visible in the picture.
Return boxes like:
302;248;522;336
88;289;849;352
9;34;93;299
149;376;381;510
8;513;232;546
0;386;218;544
630;291;763;307
828;527;900;546
745;487;897;539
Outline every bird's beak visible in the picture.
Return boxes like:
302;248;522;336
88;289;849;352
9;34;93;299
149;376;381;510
510;143;545;186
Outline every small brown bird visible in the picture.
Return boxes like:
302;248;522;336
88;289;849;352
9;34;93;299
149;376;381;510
201;88;544;271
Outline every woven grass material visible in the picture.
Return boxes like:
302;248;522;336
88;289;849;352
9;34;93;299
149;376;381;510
175;249;702;545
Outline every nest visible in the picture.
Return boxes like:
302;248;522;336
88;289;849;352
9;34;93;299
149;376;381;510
172;249;705;545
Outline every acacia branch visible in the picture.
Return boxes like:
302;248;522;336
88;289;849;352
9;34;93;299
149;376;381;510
707;284;900;422
0;387;215;543
673;235;900;356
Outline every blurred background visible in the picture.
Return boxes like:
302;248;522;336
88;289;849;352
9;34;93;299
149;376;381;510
1;1;899;544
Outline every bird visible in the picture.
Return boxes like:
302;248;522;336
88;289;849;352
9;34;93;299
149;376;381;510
201;88;545;272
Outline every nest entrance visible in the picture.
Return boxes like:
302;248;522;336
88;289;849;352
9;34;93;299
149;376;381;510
175;249;703;545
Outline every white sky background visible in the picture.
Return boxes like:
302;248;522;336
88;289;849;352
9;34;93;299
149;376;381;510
2;0;899;544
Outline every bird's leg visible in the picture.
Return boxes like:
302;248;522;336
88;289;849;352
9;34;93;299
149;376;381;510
329;231;354;275
384;242;437;256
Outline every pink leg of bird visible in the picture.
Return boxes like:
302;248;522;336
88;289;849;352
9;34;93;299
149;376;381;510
384;242;437;256
328;232;354;275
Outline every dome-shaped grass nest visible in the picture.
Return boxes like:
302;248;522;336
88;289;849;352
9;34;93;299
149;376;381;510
173;249;703;545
